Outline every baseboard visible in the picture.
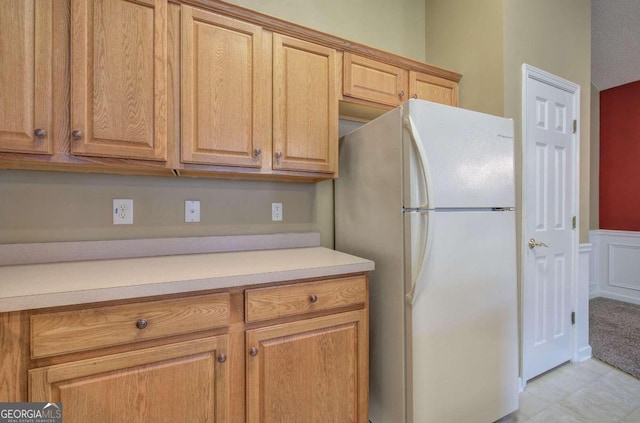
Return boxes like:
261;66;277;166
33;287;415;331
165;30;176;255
598;290;640;306
576;345;592;362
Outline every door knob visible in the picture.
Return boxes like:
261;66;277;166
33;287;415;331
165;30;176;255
528;238;549;249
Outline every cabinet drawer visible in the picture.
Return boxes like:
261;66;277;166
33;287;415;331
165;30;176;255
245;276;366;323
31;293;230;358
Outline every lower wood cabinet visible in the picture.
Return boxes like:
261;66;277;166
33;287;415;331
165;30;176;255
0;273;369;423
29;336;230;423
246;310;368;423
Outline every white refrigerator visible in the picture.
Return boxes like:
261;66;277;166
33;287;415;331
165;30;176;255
335;99;518;423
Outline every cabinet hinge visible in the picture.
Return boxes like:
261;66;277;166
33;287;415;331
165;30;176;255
572;120;577;134
571;311;575;325
572;216;576;229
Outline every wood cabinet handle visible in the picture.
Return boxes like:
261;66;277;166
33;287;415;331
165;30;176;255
309;294;318;303
274;151;282;160
399;90;405;98
249;347;258;357
72;130;83;140
217;353;227;363
254;148;261;157
412;93;418;99
34;128;47;139
135;319;148;329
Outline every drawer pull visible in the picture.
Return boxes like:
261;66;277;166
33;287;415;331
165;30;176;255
249;347;258;357
309;294;318;303
136;319;148;329
217;353;227;363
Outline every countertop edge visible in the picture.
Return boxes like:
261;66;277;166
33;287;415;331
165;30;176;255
0;247;374;313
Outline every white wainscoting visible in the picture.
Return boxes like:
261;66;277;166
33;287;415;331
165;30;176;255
589;230;640;305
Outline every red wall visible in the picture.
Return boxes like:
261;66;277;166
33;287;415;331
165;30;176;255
600;80;640;230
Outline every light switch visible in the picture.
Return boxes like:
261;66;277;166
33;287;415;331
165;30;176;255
185;200;200;222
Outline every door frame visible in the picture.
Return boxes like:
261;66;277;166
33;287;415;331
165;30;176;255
521;64;581;384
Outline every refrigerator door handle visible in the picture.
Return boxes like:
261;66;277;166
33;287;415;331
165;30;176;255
406;210;434;305
403;115;433;209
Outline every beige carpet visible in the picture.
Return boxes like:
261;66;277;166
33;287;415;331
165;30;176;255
589;297;640;379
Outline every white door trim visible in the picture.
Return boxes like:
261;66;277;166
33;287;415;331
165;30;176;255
521;64;580;383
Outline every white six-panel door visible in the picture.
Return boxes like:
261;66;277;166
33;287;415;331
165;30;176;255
522;65;579;382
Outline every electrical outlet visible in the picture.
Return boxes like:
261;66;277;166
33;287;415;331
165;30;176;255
185;200;200;222
113;199;133;225
272;203;283;221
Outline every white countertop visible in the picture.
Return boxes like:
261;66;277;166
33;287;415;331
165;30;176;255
0;246;374;312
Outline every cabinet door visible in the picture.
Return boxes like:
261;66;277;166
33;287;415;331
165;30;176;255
409;71;458;106
246;310;368;423
343;53;407;107
273;34;337;175
29;336;229;423
181;7;268;168
0;0;53;155
70;0;167;161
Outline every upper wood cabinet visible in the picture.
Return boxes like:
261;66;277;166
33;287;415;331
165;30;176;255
342;53;460;111
343;53;407;107
181;7;268;168
70;0;167;161
0;0;460;180
273;34;338;175
0;0;53;155
410;71;459;107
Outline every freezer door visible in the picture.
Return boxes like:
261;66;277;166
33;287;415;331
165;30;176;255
409;209;519;423
403;100;515;209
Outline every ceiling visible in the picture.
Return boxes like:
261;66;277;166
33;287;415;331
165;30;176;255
592;0;640;91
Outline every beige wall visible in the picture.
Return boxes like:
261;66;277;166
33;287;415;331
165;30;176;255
425;0;504;116
0;170;325;244
225;0;426;62
503;0;591;244
425;0;591;243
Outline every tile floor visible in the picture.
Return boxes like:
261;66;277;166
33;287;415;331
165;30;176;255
500;359;640;422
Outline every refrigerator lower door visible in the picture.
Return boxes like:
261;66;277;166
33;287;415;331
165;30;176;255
410;209;518;423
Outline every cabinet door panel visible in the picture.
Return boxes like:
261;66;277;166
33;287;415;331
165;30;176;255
410;71;458;106
343;53;406;107
273;34;337;174
246;311;368;423
181;7;267;168
0;0;53;155
71;0;167;161
30;336;229;423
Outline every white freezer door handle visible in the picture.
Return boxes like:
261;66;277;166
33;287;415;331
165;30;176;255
403;115;433;209
406;210;434;305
